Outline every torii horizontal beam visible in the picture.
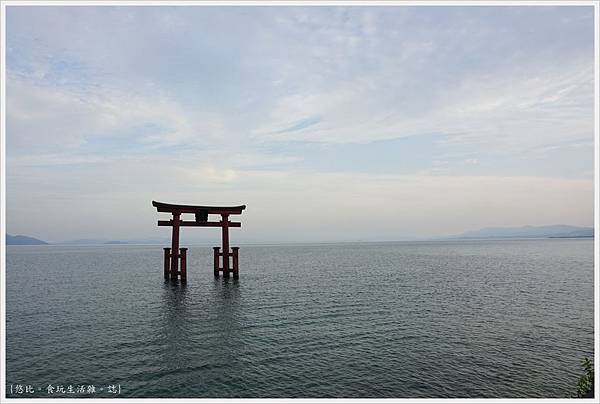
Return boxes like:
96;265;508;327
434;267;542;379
158;220;241;227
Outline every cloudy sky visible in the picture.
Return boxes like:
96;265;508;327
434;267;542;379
4;5;596;243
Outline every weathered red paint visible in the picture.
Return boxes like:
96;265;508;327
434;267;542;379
221;214;230;278
232;247;239;279
213;247;220;277
180;248;187;281
171;212;181;277
163;248;170;279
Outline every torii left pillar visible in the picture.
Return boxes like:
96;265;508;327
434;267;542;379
162;210;188;282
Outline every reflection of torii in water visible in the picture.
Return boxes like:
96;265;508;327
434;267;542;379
152;201;246;281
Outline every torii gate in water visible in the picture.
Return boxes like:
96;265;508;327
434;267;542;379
152;201;246;281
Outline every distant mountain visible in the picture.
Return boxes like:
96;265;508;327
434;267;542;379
548;228;595;238
58;239;129;245
123;237;170;245
451;225;594;239
57;239;106;245
6;234;49;245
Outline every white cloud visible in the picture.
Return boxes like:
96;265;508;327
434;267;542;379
6;73;228;154
252;58;593;152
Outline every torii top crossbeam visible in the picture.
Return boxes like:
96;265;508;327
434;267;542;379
152;201;246;215
153;201;245;227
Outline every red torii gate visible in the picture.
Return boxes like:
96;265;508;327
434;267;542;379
152;201;246;281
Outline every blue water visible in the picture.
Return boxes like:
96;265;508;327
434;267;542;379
5;239;594;398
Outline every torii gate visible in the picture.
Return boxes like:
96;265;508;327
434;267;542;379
152;201;246;281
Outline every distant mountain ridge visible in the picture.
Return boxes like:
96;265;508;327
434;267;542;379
57;239;129;245
451;225;594;239
6;234;49;245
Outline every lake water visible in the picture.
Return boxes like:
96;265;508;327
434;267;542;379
4;239;595;398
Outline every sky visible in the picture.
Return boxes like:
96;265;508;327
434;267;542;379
4;5;596;243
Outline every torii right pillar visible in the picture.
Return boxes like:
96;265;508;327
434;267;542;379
214;213;240;278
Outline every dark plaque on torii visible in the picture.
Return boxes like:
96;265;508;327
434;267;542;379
152;201;246;281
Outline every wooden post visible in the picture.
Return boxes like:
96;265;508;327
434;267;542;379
221;214;230;278
163;248;170;279
180;248;187;282
232;247;239;279
171;212;181;279
213;247;220;277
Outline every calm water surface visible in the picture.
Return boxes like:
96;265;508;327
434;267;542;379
5;239;594;398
